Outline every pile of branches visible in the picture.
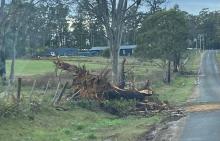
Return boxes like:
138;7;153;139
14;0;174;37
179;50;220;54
52;58;171;116
53;58;153;101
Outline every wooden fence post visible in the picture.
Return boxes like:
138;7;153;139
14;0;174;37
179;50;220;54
54;82;68;105
17;78;22;103
43;80;50;95
52;82;60;103
29;80;36;103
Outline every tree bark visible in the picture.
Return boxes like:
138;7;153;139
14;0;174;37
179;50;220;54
109;30;122;84
0;0;6;81
167;60;171;84
9;30;18;84
173;53;180;72
173;60;178;72
17;77;22;104
0;38;4;74
111;45;119;84
119;58;126;88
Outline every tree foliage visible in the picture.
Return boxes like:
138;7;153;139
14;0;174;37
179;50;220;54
144;0;166;14
197;9;220;49
136;8;189;82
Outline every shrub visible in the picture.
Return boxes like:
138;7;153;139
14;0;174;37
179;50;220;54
72;99;100;111
102;48;110;58
76;124;85;130
71;98;137;117
61;128;71;135
0;102;22;118
101;99;137;117
87;133;97;140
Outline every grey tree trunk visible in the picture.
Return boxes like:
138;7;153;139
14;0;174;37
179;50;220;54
173;53;180;72
107;2;124;84
0;45;6;81
110;44;120;84
9;30;18;84
109;28;123;84
167;60;171;84
0;0;6;81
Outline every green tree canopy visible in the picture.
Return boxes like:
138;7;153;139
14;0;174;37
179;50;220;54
136;8;188;61
136;8;189;82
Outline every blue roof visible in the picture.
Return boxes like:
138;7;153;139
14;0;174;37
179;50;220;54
55;48;78;52
120;45;137;49
90;45;137;51
89;46;109;51
54;48;79;56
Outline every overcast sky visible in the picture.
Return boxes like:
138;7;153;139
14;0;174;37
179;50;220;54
165;0;220;15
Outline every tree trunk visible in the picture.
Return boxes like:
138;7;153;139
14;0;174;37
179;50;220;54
0;31;6;81
17;78;22;104
173;54;180;72
119;58;126;89
9;44;16;84
0;0;7;82
9;30;18;84
167;60;171;84
109;40;120;84
173;60;178;72
112;51;119;83
108;23;123;84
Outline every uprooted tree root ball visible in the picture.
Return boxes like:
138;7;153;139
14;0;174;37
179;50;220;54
53;58;169;115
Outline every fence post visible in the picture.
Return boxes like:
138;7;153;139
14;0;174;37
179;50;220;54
29;80;36;103
17;78;22;103
43;80;50;95
52;82;60;104
54;82;68;106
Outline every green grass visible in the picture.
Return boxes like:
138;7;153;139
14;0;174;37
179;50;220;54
156;51;202;105
6;57;163;83
5;57;108;76
0;106;160;141
184;52;202;71
6;60;54;76
157;76;195;105
215;51;220;64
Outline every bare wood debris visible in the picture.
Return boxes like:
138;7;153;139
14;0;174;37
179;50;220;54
53;58;153;100
53;58;169;114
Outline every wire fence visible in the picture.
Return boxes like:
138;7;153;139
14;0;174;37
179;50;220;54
0;76;72;107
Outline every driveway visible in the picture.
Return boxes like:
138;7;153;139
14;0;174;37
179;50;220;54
180;50;220;141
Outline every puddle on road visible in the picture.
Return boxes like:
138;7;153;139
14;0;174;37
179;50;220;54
186;103;220;112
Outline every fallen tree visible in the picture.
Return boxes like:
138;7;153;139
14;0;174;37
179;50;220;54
53;58;169;116
53;58;153;101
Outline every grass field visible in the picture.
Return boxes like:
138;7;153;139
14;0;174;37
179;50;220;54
6;60;54;76
157;76;195;105
6;57;163;83
157;51;201;105
156;53;201;105
0;53;201;141
215;50;220;64
0;105;160;141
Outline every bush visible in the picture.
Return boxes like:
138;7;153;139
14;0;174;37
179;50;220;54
87;133;97;140
61;128;71;135
102;48;110;58
101;99;137;117
70;99;137;117
76;124;85;130
71;99;100;111
0;102;22;118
